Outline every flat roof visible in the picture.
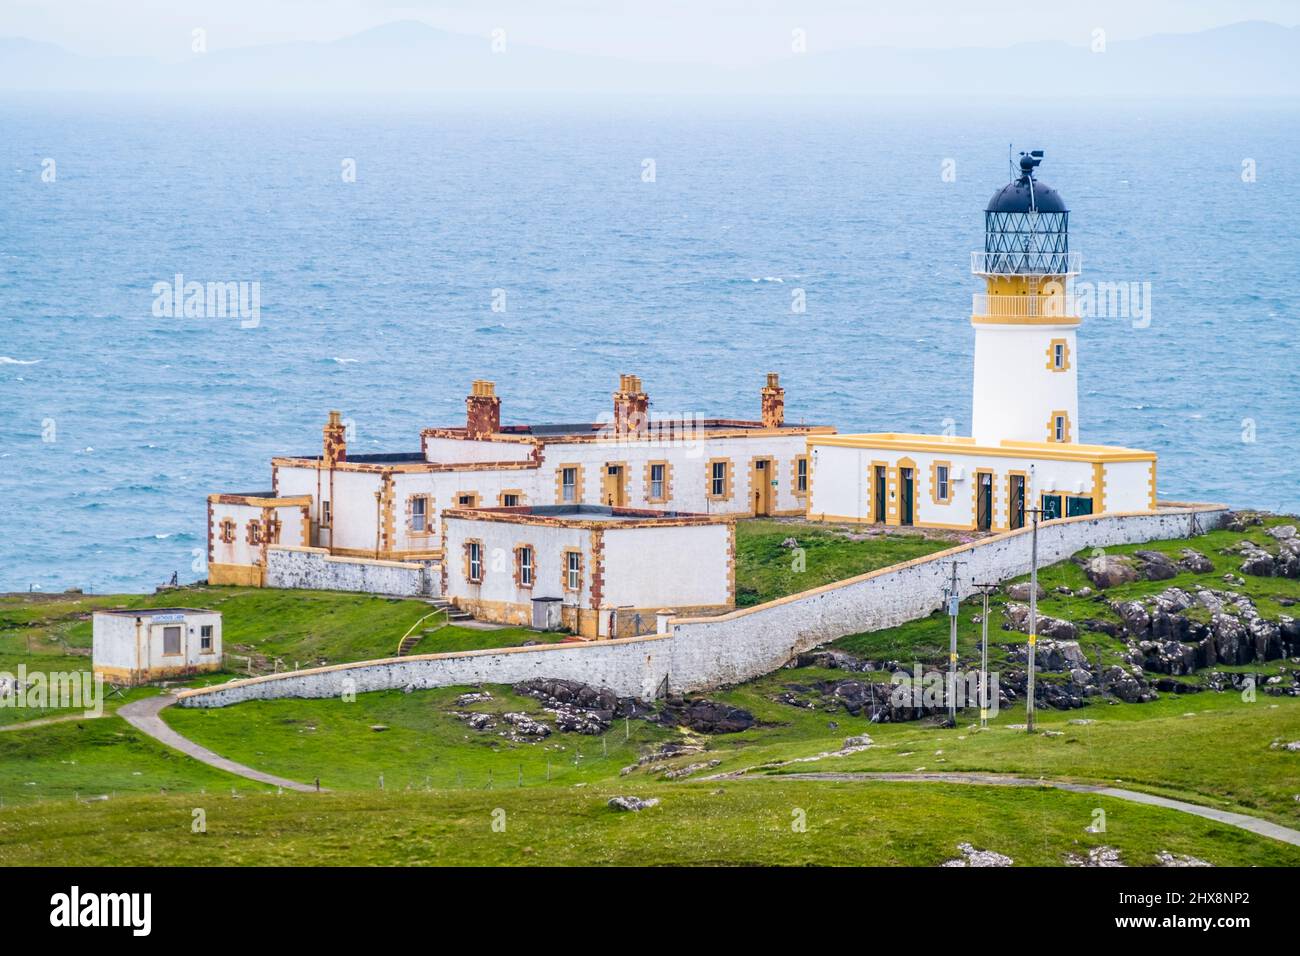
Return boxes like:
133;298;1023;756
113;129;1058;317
443;503;733;528
95;607;217;617
809;432;1156;463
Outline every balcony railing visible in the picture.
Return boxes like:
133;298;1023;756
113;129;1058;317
971;251;1081;277
971;293;1080;319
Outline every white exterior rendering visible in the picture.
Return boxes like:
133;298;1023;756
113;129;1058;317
442;505;734;638
92;608;222;685
971;321;1079;445
209;373;828;586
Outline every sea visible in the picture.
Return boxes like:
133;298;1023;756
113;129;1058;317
1;94;1296;593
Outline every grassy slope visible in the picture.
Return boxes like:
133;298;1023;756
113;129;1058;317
3;780;1297;867
2;517;1299;864
733;520;958;606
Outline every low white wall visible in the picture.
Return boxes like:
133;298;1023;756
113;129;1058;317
665;504;1228;692
178;504;1226;707
178;636;669;706
264;546;438;597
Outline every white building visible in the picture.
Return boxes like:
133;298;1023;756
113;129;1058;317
442;504;734;639
208;372;832;586
808;151;1157;531
92;608;222;685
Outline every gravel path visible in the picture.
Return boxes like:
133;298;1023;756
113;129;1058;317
118;693;322;793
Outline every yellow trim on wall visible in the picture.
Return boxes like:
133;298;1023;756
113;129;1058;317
706;457;735;501
930;459;955;505
1045;337;1071;372
1045;410;1073;443
555;463;584;505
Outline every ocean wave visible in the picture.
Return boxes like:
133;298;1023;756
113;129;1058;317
0;356;40;365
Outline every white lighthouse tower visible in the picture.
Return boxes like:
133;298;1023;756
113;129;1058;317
970;150;1081;447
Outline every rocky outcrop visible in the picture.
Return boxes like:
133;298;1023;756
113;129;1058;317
1002;602;1078;641
608;796;659;812
1083;554;1139;589
1177;549;1215;573
514;678;650;735
1005;581;1047;602
1132;550;1179;581
656;698;756;734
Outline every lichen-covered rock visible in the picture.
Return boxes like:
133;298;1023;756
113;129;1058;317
942;843;1013;867
608;796;660;812
1005;581;1047;602
1133;550;1178;581
1084;554;1139;589
1177;548;1215;573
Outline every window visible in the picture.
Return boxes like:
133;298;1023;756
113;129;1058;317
410;496;427;532
162;626;181;656
649;463;665;500
467;541;483;583
499;490;522;507
200;624;214;652
1041;494;1063;521
1054;416;1066;441
564;550;582;591
456;492;478;508
936;465;950;502
247;520;262;545
795;456;809;494
219;518;236;544
321;500;332;528
562;468;577;503
517;546;534;587
1046;337;1071;373
708;459;730;499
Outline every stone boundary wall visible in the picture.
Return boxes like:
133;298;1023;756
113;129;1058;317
263;546;439;597
178;503;1226;707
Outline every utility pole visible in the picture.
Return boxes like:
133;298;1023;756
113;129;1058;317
944;559;965;726
1026;505;1043;733
973;582;998;729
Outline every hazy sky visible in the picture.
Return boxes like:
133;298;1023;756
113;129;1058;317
5;0;1297;63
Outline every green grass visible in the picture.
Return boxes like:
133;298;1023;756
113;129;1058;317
734;519;959;607
2;516;1299;865
2;779;1296;867
0;715;255;806
163;686;674;792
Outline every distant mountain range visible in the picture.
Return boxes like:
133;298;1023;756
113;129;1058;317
1;19;1297;97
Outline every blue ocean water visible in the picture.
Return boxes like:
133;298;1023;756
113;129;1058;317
1;95;1296;593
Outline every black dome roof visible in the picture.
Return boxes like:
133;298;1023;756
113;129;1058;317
986;177;1067;214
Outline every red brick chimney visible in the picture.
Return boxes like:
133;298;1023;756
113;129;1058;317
322;410;347;465
761;372;785;428
466;380;501;439
612;374;649;437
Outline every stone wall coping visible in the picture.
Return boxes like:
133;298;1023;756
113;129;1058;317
174;631;671;702
267;545;427;571
670;502;1228;626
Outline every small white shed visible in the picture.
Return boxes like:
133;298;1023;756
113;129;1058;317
92;608;223;686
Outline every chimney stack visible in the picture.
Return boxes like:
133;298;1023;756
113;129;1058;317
466;380;501;439
322;410;347;465
760;372;785;428
613;374;649;437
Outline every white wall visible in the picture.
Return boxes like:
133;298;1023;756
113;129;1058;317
264;547;437;597
601;523;731;609
972;323;1079;445
443;517;588;609
176;504;1226;707
94;611;222;678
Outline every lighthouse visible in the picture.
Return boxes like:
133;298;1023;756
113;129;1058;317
807;148;1158;529
970;150;1081;447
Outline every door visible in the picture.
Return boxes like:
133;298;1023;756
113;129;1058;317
900;468;914;526
752;459;773;516
1066;495;1094;517
874;466;886;523
1009;475;1025;529
976;472;993;531
602;465;626;507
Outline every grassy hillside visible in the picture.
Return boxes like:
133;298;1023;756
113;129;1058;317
3;779;1296;867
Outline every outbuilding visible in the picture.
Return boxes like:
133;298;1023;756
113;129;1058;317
441;504;735;639
92;608;222;686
